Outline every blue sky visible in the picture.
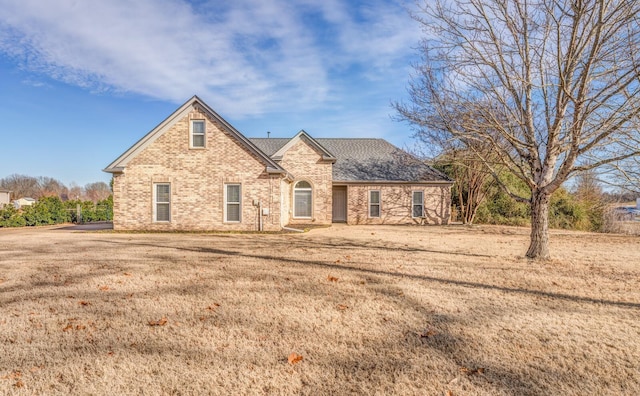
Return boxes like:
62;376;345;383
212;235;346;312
0;0;422;186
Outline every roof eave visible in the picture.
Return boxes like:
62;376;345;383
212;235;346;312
103;167;125;174
322;155;337;163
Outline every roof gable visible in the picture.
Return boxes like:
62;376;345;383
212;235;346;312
103;96;285;174
250;137;451;183
271;130;336;162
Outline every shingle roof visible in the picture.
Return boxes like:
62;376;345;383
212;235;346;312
249;138;451;183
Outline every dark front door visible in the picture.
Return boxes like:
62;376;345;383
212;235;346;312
332;186;347;222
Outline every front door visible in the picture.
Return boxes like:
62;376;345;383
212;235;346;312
332;186;347;222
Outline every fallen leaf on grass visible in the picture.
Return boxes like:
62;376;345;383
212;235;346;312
337;304;349;311
123;272;132;276
1;371;21;380
327;276;339;282
79;301;90;306
206;303;221;311
420;329;438;338
63;321;87;332
148;317;168;326
13;380;24;388
98;285;109;291
335;259;341;263
459;366;485;375
287;353;303;365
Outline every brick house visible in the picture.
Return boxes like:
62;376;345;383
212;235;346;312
104;96;452;231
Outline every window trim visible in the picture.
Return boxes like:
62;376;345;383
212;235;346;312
369;190;381;218
412;190;424;218
190;119;206;149
224;183;241;223
293;180;313;219
153;183;171;223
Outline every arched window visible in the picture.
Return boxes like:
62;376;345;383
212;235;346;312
294;180;312;218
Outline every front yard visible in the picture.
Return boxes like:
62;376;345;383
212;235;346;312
0;224;638;394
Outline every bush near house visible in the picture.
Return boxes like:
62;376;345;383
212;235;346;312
0;204;26;227
0;196;113;228
472;172;605;232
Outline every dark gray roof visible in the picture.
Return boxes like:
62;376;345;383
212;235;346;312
249;138;289;156
249;138;451;182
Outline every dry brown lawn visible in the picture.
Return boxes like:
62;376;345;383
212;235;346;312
0;224;639;395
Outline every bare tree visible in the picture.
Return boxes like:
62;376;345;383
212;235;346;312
396;0;640;259
0;174;40;199
84;182;111;203
39;177;69;199
605;157;640;194
434;144;495;224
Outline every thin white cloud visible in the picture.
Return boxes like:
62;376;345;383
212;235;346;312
0;0;419;118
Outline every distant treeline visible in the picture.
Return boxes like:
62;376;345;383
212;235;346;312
0;174;111;202
0;196;113;227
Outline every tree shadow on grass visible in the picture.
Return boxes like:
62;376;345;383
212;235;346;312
2;235;635;395
96;239;640;310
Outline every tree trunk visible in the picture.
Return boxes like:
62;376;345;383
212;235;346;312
526;190;551;260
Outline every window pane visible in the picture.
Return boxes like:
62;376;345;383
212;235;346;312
294;190;312;217
370;190;380;204
413;204;423;218
370;204;380;217
226;184;240;203
226;203;240;222
295;180;311;189
156;184;170;203
413;191;424;217
156;203;170;222
192;134;205;147
192;121;205;133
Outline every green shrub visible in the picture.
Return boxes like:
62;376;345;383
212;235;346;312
0;205;26;227
0;195;113;228
22;196;70;226
549;188;587;230
475;172;530;225
64;196;113;223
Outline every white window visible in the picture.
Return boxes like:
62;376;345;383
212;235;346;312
293;180;312;218
225;184;241;222
412;190;424;218
369;190;380;218
191;120;205;148
154;183;171;222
